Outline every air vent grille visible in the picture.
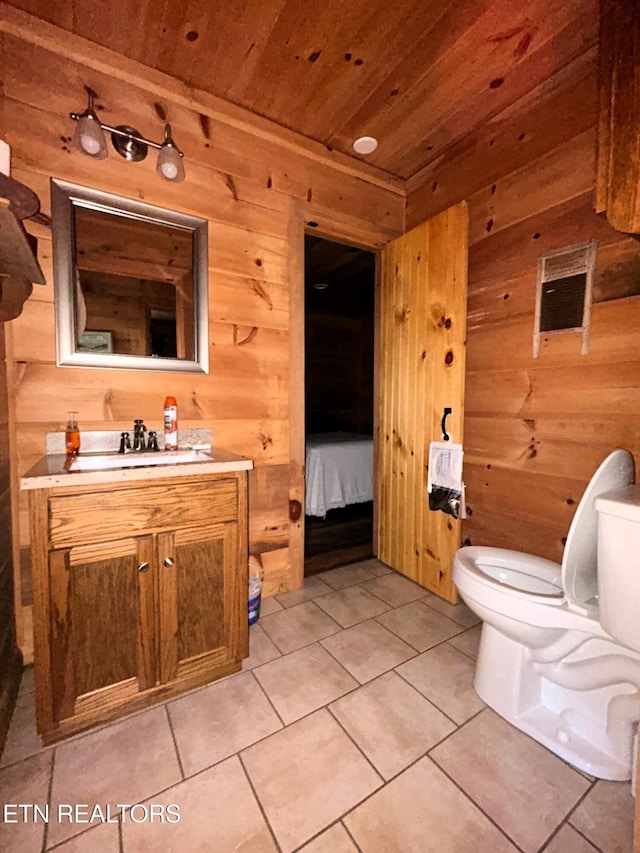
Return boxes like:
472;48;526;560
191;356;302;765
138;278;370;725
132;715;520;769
534;241;596;357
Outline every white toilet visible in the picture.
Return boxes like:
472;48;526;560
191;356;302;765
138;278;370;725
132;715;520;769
453;449;640;780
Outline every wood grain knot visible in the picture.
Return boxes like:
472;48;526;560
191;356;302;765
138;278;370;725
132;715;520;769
289;500;302;521
444;350;454;365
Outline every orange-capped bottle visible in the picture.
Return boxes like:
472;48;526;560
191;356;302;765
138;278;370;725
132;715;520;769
164;396;178;450
65;411;80;456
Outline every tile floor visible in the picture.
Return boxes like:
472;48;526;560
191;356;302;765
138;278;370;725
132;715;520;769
0;559;635;852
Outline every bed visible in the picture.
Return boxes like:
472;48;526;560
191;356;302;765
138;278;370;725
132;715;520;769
305;432;374;518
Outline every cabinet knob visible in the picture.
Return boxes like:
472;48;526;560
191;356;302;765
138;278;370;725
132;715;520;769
137;561;150;573
163;557;175;568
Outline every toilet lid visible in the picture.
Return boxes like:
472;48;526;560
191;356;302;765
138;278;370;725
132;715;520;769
562;449;635;607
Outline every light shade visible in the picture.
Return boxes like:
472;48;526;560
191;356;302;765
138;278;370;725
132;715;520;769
157;145;184;182
157;126;185;182
73;114;108;159
70;97;187;180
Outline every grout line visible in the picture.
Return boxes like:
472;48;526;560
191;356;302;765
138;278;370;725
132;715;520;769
259;599;346;655
322;670;478;794
371;611;471;656
237;752;283;853
40;748;55;853
427;754;528;853
289;817;364;853
418;595;482;631
446;634;480;662
341;819;364;852
0;742;55;774
253;640;361;722
45;820;122;852
427;706;486;746
421;711;610;853
1;697;186;776
248;670;286;729
164;704;185;780
317;628;412;678
392;667;463;729
536;816;605;853
563;778;602;833
326;704;385;784
274;578;334;608
337;716;443;793
311;584;395;624
565;822;603;852
538;823;565;852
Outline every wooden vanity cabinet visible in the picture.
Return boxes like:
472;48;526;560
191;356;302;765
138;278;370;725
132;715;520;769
29;471;249;743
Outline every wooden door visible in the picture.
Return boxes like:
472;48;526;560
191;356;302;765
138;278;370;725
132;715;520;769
377;202;468;602
48;535;155;728
157;522;245;684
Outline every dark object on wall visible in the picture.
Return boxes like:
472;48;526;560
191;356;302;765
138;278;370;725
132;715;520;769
0;198;45;286
0;174;40;220
429;486;461;520
0;177;45;322
539;273;587;331
441;407;452;441
534;241;596;357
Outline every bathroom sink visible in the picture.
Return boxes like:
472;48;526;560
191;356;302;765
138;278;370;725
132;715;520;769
67;449;214;472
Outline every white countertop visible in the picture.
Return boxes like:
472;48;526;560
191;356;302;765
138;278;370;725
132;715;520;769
20;447;253;490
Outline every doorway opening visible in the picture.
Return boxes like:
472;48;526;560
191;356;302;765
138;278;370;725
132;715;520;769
303;233;377;576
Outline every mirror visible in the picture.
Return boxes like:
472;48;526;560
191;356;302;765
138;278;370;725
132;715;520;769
51;179;209;373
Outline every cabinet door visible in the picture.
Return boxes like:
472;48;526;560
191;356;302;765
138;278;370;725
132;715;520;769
48;536;155;726
157;522;243;684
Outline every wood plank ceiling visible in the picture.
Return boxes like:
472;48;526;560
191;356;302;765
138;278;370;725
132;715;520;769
6;0;598;181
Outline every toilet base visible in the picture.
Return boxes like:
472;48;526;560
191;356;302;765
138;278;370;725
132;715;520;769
474;623;636;780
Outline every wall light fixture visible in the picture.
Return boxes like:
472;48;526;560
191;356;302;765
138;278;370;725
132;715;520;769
70;92;186;183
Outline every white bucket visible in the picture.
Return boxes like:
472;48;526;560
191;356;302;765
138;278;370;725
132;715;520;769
248;576;263;625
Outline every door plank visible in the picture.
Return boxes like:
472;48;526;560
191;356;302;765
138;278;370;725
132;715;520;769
378;202;468;601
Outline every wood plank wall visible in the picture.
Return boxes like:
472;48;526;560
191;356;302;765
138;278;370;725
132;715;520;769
407;51;640;563
0;14;404;658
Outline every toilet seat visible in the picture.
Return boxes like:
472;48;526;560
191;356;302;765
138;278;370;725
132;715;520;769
455;547;564;603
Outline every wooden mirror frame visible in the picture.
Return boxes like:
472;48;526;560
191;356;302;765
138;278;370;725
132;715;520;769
51;179;209;374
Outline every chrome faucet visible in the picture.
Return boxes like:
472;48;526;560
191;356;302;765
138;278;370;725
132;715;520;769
118;421;159;453
133;419;147;451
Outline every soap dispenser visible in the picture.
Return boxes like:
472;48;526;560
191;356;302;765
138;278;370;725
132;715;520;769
65;411;80;456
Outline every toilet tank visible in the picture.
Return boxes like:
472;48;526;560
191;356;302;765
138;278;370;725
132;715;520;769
595;484;640;653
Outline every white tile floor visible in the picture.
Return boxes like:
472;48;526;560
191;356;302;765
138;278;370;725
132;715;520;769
0;559;635;852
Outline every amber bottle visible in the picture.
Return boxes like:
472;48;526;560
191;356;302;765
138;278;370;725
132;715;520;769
65;411;80;456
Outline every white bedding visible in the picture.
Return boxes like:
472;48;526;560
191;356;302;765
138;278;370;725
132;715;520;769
305;433;374;518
